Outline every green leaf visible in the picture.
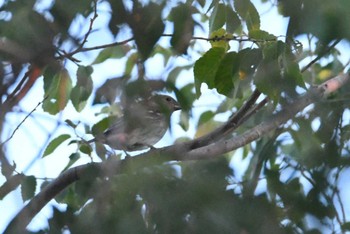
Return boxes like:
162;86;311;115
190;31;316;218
128;2;165;59
214;52;239;96
92;45;131;65
197;111;215;127
79;143;92;156
234;0;260;31
209;3;226;33
43;68;72;114
71;66;93;112
43;134;71;157
194;47;226;97
254;60;281;102
225;5;241;33
169;3;194;55
238;48;263;75
21;175;36;201
63;153;81;171
248;29;276;40
91;116;119;136
342;222;350;231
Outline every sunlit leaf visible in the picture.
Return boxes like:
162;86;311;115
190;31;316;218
234;0;260;31
43;68;72;114
209;3;226;33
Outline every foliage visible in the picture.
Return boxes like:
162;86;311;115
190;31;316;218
0;0;350;233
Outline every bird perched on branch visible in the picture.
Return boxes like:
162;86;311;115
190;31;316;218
89;94;181;151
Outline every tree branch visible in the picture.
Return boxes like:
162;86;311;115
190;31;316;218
185;73;349;160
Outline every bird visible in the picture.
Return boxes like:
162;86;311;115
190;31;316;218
88;94;181;151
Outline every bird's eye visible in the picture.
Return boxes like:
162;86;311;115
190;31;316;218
166;97;172;102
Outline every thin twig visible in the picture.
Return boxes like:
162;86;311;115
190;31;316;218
301;39;341;72
0;97;48;146
65;0;99;56
58;37;135;59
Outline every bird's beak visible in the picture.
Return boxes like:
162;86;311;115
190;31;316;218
174;103;181;111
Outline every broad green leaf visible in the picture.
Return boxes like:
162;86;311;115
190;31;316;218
43;68;72;114
71;66;93;112
92;45;131;65
91;116;119;136
234;0;260;31
197;111;215;127
214;52;239;96
129;2;165;59
43;134;71;157
248;29;276;40
169;3;194;54
225;5;241;33
209;3;226;33
194;47;226;97
21;175;36;201
238;48;263;75
79;143;92;156
254;60;281;102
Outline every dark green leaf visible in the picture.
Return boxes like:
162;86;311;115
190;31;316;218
92;45;131;65
128;2;165;59
170;3;195;54
79;143;92;156
209;3;226;33
21;175;36;201
194;47;226;97
91;116;119;136
214;52;239;96
225;5;241;34
197;111;215;127
63;153;81;171
43;134;71;157
342;222;350;231
71;66;93;112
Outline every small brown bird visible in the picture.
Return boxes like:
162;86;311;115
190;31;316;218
89;94;181;151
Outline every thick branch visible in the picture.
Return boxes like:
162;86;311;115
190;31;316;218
185;73;349;160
